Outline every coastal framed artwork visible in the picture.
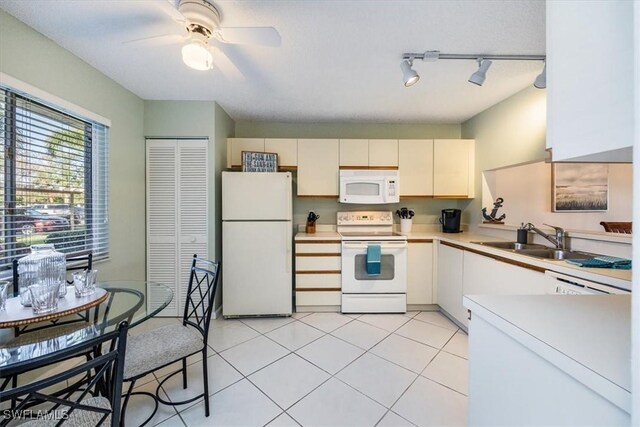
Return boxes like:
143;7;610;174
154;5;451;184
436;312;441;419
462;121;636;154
552;163;609;212
241;151;278;172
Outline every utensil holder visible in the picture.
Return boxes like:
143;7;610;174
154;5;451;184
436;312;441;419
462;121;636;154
305;222;316;234
400;218;413;233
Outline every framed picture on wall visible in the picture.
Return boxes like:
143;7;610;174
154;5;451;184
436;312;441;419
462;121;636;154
552;163;609;212
242;151;279;172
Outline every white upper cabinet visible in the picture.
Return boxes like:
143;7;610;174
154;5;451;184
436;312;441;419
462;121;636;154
369;139;398;167
546;1;633;162
265;138;298;168
297;139;340;196
399;139;433;196
339;139;369;167
227;138;264;168
433;139;475;198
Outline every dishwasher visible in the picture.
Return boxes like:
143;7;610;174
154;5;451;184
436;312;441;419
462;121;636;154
544;270;630;295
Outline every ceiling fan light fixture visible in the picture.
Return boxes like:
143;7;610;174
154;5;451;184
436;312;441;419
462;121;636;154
534;62;546;89
468;58;492;86
181;40;213;71
400;59;420;87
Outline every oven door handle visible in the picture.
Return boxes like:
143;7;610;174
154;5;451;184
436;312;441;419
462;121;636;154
342;242;408;250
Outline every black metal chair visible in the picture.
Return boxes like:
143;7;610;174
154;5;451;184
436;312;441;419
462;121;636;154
0;321;128;427
121;255;220;426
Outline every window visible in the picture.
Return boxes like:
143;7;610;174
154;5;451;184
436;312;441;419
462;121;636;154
0;86;109;272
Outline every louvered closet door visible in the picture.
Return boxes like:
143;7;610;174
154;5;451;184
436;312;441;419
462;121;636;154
146;139;208;317
177;140;208;315
146;140;179;316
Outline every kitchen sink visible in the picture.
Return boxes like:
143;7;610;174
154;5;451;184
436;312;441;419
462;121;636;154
515;248;595;260
471;241;547;250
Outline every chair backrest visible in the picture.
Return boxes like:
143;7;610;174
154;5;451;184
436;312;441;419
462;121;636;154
65;252;93;284
600;221;632;234
0;322;128;427
182;255;220;343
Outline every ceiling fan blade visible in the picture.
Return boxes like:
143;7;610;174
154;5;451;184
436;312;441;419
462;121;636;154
122;33;186;47
217;27;281;47
209;45;244;81
155;0;186;23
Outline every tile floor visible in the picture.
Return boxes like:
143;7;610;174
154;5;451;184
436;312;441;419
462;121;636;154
124;311;469;427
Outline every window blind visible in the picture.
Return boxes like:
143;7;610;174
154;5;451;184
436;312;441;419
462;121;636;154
0;87;109;272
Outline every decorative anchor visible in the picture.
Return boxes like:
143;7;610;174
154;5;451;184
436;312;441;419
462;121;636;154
482;197;506;223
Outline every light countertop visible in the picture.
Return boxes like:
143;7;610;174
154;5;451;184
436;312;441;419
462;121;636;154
463;293;631;413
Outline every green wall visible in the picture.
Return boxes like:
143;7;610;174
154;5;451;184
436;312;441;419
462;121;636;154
461;86;548;225
0;10;146;280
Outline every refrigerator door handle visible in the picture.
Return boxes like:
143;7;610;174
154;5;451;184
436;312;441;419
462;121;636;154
286;226;292;273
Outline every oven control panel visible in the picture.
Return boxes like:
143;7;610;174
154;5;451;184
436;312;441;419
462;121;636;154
337;211;393;225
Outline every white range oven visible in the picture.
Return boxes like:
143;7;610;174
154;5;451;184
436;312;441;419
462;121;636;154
338;211;408;313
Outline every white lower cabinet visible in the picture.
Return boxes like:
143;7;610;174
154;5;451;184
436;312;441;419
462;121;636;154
407;240;434;306
462;251;547;296
436;243;466;326
295;239;342;311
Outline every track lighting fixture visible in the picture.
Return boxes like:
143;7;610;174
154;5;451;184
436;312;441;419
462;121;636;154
534;62;546;89
468;59;492;86
400;50;546;89
400;59;420;87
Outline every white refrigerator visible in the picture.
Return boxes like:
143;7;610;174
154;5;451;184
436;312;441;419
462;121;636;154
222;172;293;317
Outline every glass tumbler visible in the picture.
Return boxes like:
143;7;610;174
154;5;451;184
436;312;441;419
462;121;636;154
73;270;97;297
0;281;8;311
29;283;60;315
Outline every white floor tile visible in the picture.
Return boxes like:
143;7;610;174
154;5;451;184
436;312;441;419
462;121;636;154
414;311;458;331
331;319;390;350
288;378;387;427
296;334;365;375
160;354;242;405
336;353;417;408
376;411;416;427
207;321;260;352
442;330;468;359
299;312;353;332
392;376;467;427
291;312;312;319
208;316;242;330
403;311;420;319
358;314;411;332
265;321;325;351
179;379;281;427
266;412;300;426
154;414;186;426
395;319;456;349
240;316;295;334
370;334;438;374
421;351;468;395
344;313;362;319
122;379;177;427
249;353;330;409
219;335;289;376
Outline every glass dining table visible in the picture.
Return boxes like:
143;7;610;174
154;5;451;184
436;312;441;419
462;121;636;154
0;281;173;378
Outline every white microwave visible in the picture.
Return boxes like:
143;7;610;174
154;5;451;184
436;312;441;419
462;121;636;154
339;170;400;204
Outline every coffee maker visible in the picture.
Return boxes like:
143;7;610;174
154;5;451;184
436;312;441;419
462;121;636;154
440;209;462;233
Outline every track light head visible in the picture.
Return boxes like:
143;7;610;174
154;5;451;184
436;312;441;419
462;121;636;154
468;59;492;86
400;59;420;87
534;62;546;89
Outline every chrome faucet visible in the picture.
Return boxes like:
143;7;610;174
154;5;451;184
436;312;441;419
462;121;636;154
525;223;565;249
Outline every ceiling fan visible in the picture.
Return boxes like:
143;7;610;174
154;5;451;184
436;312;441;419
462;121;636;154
126;0;281;73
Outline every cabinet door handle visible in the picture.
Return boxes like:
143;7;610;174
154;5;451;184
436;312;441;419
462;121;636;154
467;309;472;321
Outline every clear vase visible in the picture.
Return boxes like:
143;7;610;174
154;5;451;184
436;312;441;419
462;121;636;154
18;244;67;306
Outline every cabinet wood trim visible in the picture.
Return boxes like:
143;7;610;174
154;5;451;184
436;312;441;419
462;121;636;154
338;166;399;170
434;195;469;199
440;241;466;251
408;239;433;243
296;240;342;244
296;253;341;257
297;195;339;198
296;270;342;274
463;247;547;273
401;195;435;198
295;287;341;292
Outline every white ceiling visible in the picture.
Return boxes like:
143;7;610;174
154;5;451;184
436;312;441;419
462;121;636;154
0;0;545;123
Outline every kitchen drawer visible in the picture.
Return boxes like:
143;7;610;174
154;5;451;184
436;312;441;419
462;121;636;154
296;256;341;271
296;273;341;288
296;291;342;306
295;243;341;254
